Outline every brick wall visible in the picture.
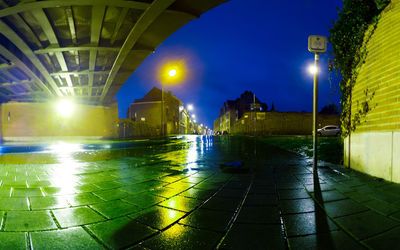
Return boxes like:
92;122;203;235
350;0;400;132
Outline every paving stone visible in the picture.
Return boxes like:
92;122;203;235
53;207;105;228
342;191;373;203
123;193;165;208
92;188;130;201
248;185;275;195
29;196;70;210
335;210;399;240
150;187;183;198
91;200;141;219
369;192;400;204
142;224;221;250
0;211;4;225
93;180;124;190
0;197;28;210
324;199;369;218
180;177;206;184
5;210;57;231
223;181;250;190
362;226;400;249
74;183;101;193
66;192;104;206
319;190;347;202
283;210;338;236
87;217;157;249
215;188;246;198
202;196;241;212
277;183;304;190
41;187;73;196
236;206;280;224
159;196;201;212
178;188;215;200
12;188;43;197
304;183;335;192
288;230;363;250
389;210;400;222
243;194;277;206
26;180;52;188
0;187;12;197
165;181;193;191
220;223;285;250
31;227;104;249
193;182;223;191
0;232;26;249
130;206;186;230
279;189;311;200
280;198;316;214
363;199;400;216
179;208;233;232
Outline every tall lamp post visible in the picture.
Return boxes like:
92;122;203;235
161;68;177;136
308;35;327;171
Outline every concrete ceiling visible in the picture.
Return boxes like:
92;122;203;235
0;0;228;104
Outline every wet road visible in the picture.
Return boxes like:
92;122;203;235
0;135;385;249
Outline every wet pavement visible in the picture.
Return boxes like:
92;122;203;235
0;135;399;249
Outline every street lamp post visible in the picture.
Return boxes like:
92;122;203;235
312;53;319;171
308;35;327;171
161;68;178;136
161;81;165;136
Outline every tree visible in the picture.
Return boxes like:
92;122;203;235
319;104;339;114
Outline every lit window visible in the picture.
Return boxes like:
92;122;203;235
141;117;146;121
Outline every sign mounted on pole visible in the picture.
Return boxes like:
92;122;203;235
308;35;327;53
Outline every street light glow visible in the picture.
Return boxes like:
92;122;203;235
308;65;318;75
160;61;185;84
187;104;194;111
168;69;177;77
191;114;195;118
56;99;75;118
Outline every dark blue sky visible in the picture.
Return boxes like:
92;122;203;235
116;0;343;128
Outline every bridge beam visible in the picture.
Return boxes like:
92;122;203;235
100;0;176;103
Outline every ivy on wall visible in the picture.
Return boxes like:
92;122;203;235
328;0;390;137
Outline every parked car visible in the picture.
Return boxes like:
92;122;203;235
222;130;229;135
317;125;340;136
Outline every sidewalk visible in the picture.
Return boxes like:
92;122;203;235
0;136;398;249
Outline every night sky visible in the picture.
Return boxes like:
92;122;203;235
116;0;343;128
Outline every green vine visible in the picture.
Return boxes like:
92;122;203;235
328;0;390;137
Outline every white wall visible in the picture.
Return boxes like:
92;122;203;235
344;131;400;183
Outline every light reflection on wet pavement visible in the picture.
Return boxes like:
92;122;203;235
0;135;398;249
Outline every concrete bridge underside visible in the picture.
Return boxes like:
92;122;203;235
0;0;227;104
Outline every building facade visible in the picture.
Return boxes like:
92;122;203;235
213;90;268;133
127;87;182;135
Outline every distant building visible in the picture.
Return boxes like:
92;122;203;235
214;90;268;133
127;87;182;135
